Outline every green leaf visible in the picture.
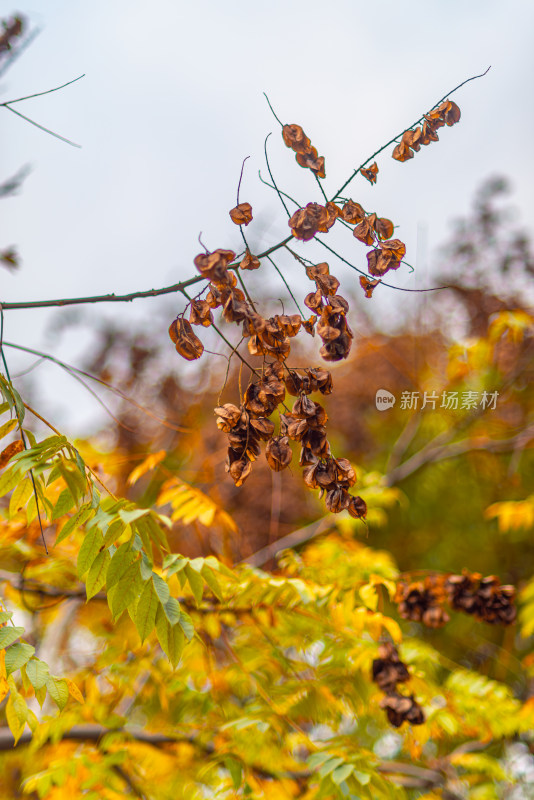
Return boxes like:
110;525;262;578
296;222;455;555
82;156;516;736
185;562;203;606
46;676;69;711
58;459;86;502
352;770;371;786
0;466;20;497
152;573;170;605
51;488;76;521
108;562;144;620
6;691;27;744
135;580;158;643
318;757;345;778
225;758;243;789
201;563;223;601
332;765;354;785
155;606;185;667
140;553;153;580
25;658;50;690
5;642;35;675
77;527;104;578
55;504;95;545
35;684;47;708
106;541;137;589
163;553;188;575
0;610;13;624
118;508;150;526
103;518;126;547
178;609;195;641
0;418;18;440
9;478;33;517
144;514;169;550
86;548;111;599
0;625;24;648
162;596;181;626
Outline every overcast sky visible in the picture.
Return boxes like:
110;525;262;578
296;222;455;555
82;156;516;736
2;0;533;432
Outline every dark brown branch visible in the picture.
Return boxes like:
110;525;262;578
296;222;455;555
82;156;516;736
0;238;294;312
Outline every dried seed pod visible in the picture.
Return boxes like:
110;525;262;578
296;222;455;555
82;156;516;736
353;218;375;246
265;436;293;472
374;217;394;240
303;315;317;335
288;203;329;241
296;147;326;178
282;123;311;154
359;276;381;298
360;162;378;184
392;141;414;162
214;403;242;432
341;200;365;224
194;249;235;282
304;289;324;314
169;317;204;361
348;495;367;519
222;289;249;323
372;643;410;693
229;202;253;226
380;693;425;728
226;451;252;487
249;417;275;441
240;250;261;270
325;485;351;513
189;299;213;327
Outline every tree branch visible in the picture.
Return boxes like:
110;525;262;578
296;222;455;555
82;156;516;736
385;425;534;486
0;724;458;791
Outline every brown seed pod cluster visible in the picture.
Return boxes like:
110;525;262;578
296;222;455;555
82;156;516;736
372;643;425;728
392;99;461;163
395;576;450;628
395;572;516;628
215;363;366;519
304;262;353;362
282;123;325;178
446;572;517;625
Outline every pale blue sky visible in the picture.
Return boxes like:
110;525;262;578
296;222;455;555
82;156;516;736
2;0;533;430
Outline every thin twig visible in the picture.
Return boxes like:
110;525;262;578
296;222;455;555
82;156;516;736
3;340;190;433
265;254;305;317
263;93;283;127
264;133;291;217
2;104;81;148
